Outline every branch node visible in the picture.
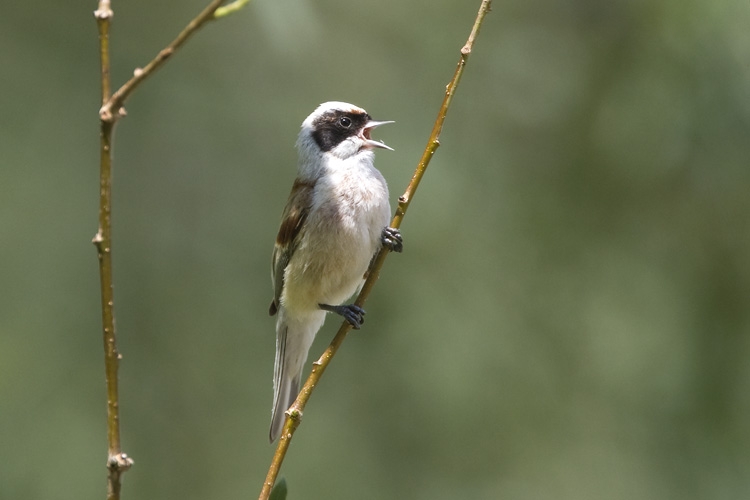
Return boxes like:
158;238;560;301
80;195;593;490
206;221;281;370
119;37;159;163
107;453;134;472
94;1;113;20
158;48;175;62
285;407;303;423
99;103;127;123
99;105;114;123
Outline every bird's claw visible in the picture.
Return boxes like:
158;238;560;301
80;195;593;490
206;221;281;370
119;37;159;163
319;303;366;329
381;226;403;253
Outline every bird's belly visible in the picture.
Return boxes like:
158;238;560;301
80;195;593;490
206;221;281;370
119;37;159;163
282;221;380;311
280;161;391;313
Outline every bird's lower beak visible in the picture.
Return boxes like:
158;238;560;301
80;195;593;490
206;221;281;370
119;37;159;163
360;120;394;150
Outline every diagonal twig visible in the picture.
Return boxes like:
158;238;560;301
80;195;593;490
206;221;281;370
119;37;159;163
99;0;234;123
258;1;493;498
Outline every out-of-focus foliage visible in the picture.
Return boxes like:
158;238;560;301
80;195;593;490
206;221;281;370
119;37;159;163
1;0;749;499
270;478;288;500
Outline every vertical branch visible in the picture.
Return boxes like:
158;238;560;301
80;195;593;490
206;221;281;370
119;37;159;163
91;1;250;498
93;2;133;500
258;1;492;498
95;1;112;104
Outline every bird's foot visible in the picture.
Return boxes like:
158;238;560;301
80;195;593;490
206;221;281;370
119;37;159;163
381;226;403;253
319;303;366;329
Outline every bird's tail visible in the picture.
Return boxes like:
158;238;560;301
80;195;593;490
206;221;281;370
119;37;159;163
270;308;325;442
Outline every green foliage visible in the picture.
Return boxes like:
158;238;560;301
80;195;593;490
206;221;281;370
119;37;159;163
269;478;288;500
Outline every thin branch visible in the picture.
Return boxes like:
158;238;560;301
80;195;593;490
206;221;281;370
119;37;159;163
92;1;249;498
95;1;112;105
99;0;249;123
94;2;134;500
257;1;493;498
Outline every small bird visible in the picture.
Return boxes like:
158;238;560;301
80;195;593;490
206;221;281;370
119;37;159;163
268;101;403;442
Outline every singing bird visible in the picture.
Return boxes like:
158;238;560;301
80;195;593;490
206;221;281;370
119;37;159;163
268;101;403;442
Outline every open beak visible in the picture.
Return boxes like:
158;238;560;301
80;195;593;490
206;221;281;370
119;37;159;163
359;120;394;150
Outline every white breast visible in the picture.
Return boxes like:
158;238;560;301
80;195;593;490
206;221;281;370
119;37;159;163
282;151;391;311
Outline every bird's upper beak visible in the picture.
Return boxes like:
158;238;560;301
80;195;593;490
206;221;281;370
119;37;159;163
359;120;394;151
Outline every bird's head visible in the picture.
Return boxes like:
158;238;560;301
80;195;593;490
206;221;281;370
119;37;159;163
297;101;393;161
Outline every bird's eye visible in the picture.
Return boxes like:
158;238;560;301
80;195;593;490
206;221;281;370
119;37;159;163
339;116;352;128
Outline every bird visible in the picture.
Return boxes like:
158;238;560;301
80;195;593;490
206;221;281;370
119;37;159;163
267;101;403;442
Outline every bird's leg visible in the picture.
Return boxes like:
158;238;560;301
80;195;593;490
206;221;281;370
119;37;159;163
319;303;366;329
381;226;403;253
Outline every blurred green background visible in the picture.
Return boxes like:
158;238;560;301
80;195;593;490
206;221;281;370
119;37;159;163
2;0;749;498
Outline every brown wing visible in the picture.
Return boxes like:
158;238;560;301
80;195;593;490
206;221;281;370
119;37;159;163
269;178;316;316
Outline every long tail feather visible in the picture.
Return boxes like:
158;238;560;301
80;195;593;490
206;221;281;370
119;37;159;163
269;309;325;442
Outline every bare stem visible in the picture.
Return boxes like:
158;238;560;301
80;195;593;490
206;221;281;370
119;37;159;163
99;0;238;123
257;1;493;498
92;0;248;498
94;2;134;500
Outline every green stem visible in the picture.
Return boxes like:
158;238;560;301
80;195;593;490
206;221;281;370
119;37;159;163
214;0;251;18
